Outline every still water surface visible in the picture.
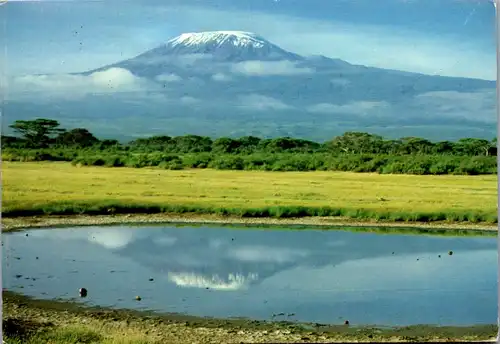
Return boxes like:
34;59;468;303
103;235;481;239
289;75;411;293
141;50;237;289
3;225;497;326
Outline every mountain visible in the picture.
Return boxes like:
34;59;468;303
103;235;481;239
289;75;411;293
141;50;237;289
88;31;305;79
4;31;496;142
112;226;494;292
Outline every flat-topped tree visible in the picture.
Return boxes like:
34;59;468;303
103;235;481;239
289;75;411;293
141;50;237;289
455;138;494;156
55;128;99;148
490;137;497;155
328;132;384;154
398;137;434;155
9;118;66;148
212;137;241;154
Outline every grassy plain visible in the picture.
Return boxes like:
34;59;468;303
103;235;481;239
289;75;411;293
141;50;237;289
2;161;498;226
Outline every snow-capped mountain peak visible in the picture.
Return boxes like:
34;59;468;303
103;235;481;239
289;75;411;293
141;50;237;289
125;30;304;63
87;30;304;76
167;31;267;49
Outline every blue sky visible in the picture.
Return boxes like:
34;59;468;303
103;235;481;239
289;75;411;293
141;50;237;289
0;0;496;80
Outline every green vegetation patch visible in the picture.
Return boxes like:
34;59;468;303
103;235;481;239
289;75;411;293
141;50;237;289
2;118;498;175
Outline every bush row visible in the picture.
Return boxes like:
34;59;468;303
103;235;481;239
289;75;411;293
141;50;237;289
3;150;496;175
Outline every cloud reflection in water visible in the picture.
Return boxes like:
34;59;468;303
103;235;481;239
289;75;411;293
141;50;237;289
168;272;259;291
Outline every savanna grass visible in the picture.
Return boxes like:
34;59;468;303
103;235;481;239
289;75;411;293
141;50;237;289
2;162;497;224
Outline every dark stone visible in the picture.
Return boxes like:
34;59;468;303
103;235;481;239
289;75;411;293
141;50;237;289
79;287;88;297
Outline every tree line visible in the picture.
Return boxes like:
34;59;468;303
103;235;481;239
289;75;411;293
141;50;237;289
2;118;497;175
2;118;498;156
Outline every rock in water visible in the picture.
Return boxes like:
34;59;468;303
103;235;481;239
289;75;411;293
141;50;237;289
79;288;88;297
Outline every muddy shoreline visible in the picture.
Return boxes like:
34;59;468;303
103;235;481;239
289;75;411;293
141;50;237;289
2;213;498;234
2;291;497;343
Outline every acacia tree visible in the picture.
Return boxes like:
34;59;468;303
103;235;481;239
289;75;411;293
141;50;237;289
491;137;498;155
55;128;99;148
212;137;241;154
398;137;434;155
455;138;492;156
328;132;384;154
9;118;65;148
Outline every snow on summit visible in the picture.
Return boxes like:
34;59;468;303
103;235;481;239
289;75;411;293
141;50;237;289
142;30;303;62
168;31;267;49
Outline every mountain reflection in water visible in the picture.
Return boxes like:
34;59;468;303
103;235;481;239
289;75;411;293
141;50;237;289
3;225;497;326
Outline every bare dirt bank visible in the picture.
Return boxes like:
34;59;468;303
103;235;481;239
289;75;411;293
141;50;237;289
2;213;497;234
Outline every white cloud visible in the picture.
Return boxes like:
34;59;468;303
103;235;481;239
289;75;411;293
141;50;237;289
326;240;347;248
155;73;182;82
330;78;351;87
227;245;308;263
154;236;178;246
134;53;211;67
231;60;313;76
179;95;200;104
413;89;495;121
6;67;156;100
212;72;232;81
87;228;136;249
305;90;495;122
303;89;494;122
185;76;206;85
238;94;292;111
416;89;495;103
307;100;391;115
27;227;138;250
208;238;227;249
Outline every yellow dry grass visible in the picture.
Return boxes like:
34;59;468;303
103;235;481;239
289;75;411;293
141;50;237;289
2;162;497;214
